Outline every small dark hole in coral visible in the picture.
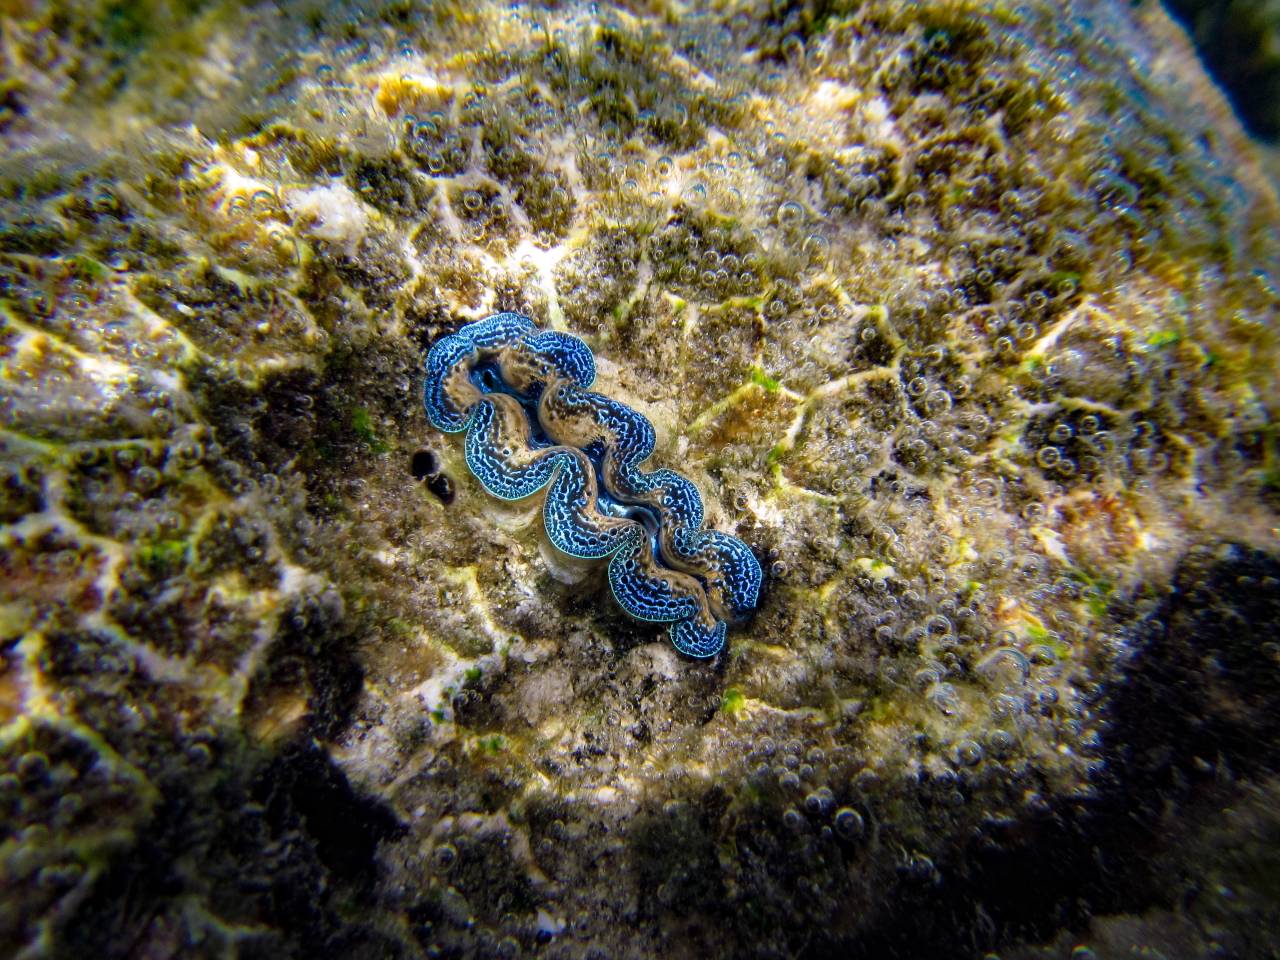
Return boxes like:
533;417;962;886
410;449;437;480
427;473;455;504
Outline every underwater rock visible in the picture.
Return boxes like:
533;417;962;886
0;0;1278;957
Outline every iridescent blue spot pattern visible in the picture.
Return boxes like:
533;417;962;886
423;312;762;658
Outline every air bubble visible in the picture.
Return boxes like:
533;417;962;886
777;200;805;225
925;681;960;715
976;647;1030;685
251;190;277;215
952;739;983;766
803;234;830;261
923;389;952;416
433;843;458;870
1036;446;1061;469
132;465;162;493
1027;644;1057;666
804;787;834;816
18;751;49;783
834;807;864;839
984;730;1014;757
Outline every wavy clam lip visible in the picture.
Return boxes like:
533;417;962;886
424;312;762;658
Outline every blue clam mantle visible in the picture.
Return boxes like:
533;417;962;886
424;312;762;657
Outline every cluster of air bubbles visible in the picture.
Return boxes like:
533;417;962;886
649;217;767;300
222;188;283;222
449;185;513;243
404;113;470;176
747;735;875;843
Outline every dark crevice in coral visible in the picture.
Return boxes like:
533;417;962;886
256;740;407;885
426;472;455;503
410;449;437;480
243;590;366;742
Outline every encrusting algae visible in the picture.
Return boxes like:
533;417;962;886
1;0;1279;957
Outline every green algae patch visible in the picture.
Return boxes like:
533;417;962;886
350;406;390;454
750;365;781;393
69;254;111;282
855;557;895;580
1019;353;1045;375
863;696;901;725
1067;567;1115;618
135;538;191;578
720;687;746;715
1145;329;1181;349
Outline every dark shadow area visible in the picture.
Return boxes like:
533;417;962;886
785;542;1280;958
1164;0;1280;142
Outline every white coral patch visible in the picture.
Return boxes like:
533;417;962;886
285;180;370;251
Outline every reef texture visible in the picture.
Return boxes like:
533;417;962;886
0;0;1278;958
424;311;762;657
